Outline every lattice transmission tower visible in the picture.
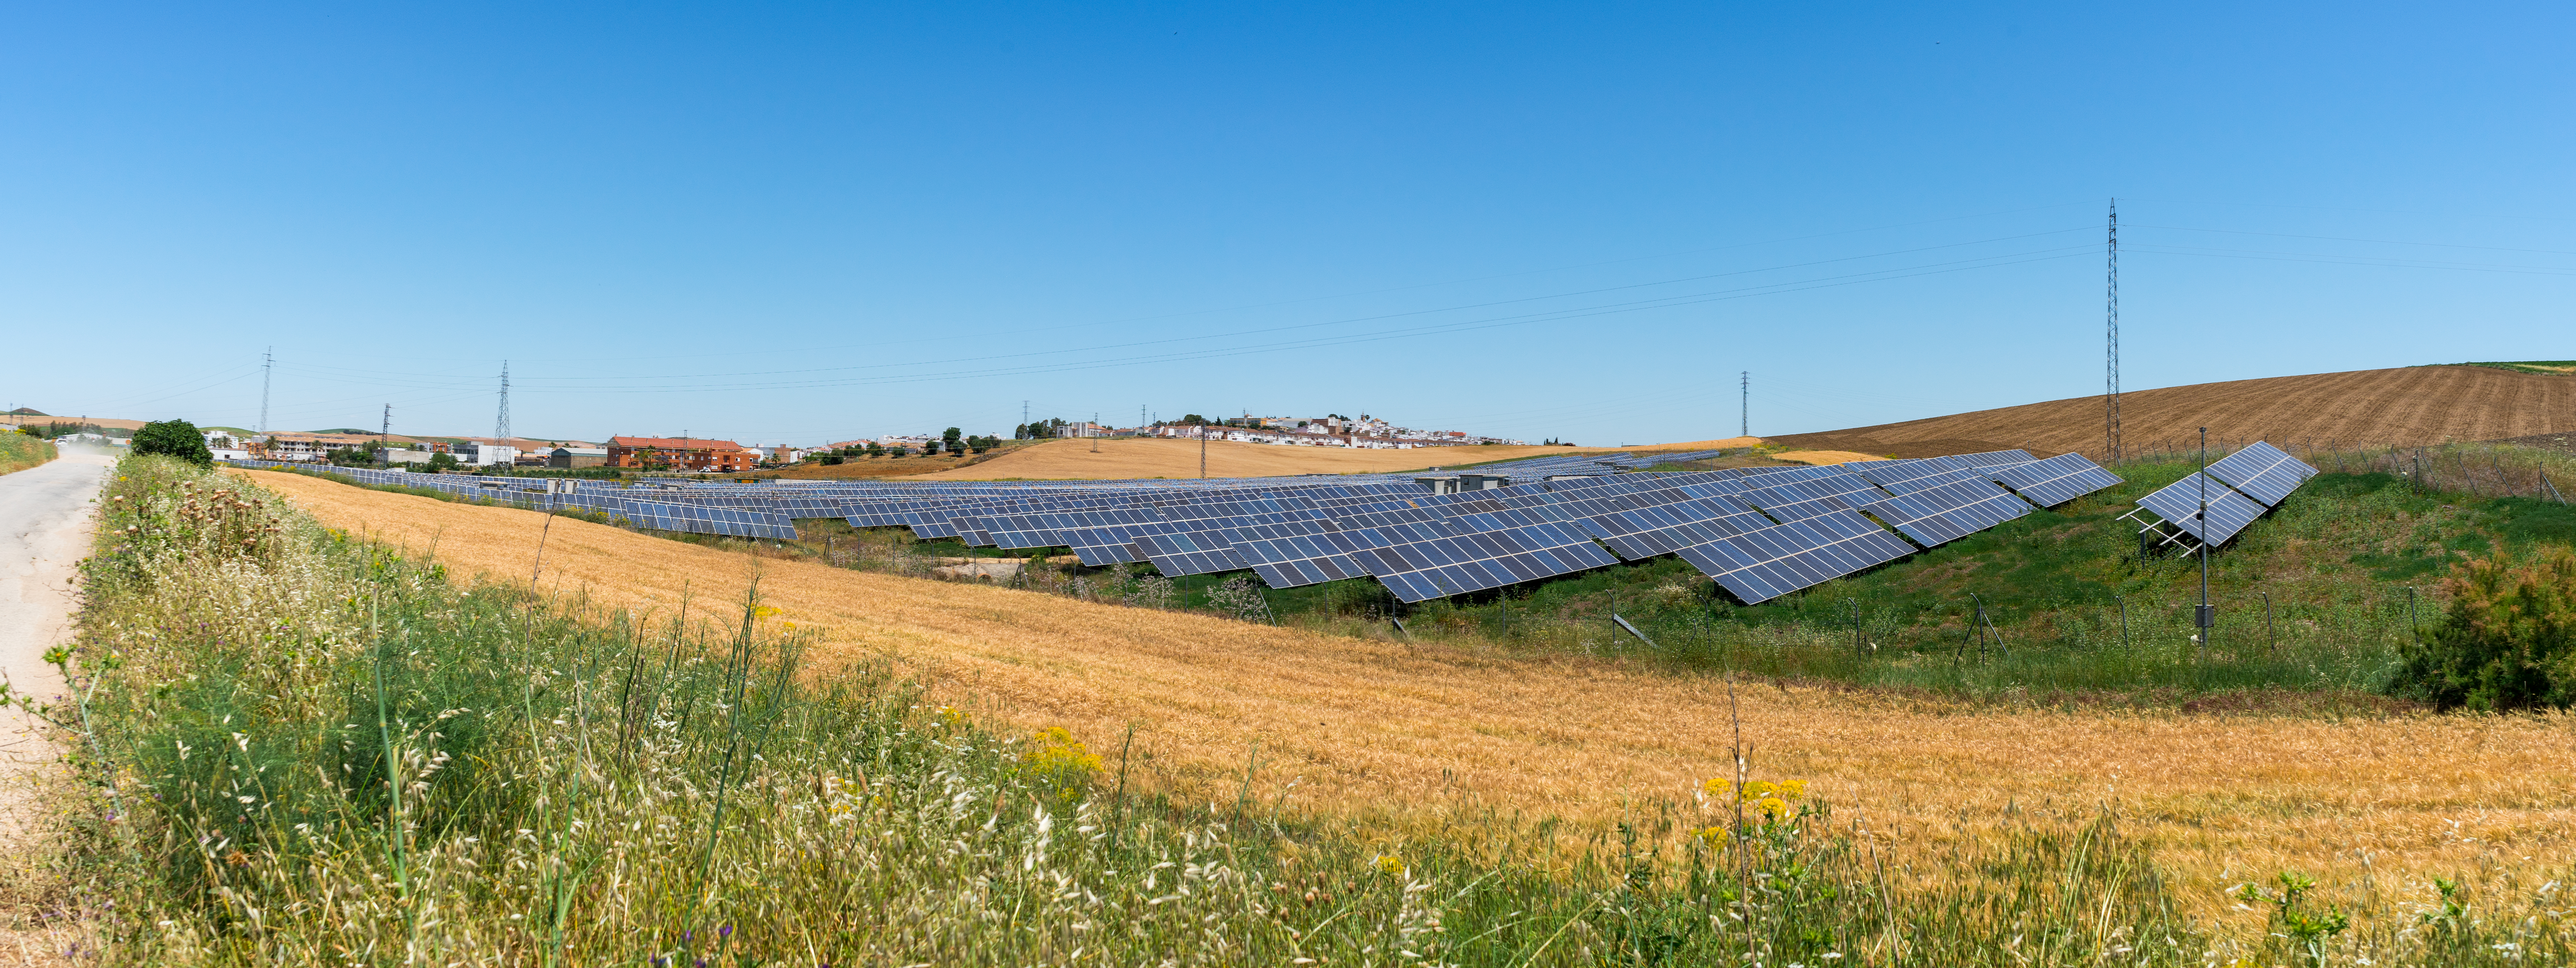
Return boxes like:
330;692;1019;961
495;360;511;441
2106;200;2121;462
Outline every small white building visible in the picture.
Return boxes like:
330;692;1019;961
458;443;519;467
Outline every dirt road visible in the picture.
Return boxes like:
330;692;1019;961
0;451;105;766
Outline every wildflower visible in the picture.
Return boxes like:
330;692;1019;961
1692;826;1730;847
1376;855;1405;875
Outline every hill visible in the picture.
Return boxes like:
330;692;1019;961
1774;364;2576;458
895;436;1725;481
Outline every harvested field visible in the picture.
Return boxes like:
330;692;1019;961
1771;449;1884;465
238;466;2576;926
1776;364;2576;458
900;438;1635;480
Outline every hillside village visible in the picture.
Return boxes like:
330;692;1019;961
4;407;1535;474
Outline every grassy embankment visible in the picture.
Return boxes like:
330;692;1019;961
1;431;58;474
56;454;2576;965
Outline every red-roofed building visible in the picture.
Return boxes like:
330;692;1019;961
606;436;754;473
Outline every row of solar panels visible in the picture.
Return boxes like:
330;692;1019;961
818;448;2128;605
225;462;801;540
242;443;2212;604
2124;441;2318;547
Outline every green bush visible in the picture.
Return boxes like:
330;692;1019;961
425;452;458;472
2385;549;2576;710
130;418;212;467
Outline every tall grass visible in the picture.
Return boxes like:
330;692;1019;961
46;454;2576;964
1;431;58;475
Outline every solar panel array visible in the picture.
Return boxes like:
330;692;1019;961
229;443;2130;605
2129;441;2318;547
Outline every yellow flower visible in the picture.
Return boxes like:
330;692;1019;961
1692;826;1730;847
1758;797;1790;820
1375;855;1405;875
935;705;970;730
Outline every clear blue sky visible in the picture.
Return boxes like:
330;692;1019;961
5;3;2569;446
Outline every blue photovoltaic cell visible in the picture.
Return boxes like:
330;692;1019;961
1676;509;1916;604
1857;478;2032;547
2136;472;2270;545
2203;441;2317;507
1988;452;2124;508
1133;530;1248;576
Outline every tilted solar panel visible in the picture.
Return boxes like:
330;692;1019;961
2136;472;2270;545
2203;441;2317;507
1676;509;1917;604
1857;478;2032;547
1988;452;2125;508
1133;530;1249;576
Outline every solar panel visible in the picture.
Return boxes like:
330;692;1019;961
1988;452;2125;508
1133;530;1249;576
1676;509;1917;604
1952;449;2038;467
2203;441;2317;507
1857;478;2033;547
1354;522;1617;603
1577;495;1770;559
2135;472;2270;545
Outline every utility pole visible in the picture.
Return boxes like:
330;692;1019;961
380;404;390;461
259;348;272;435
1739;371;1749;438
495;360;512;442
2196;426;2213;659
1200;421;1208;478
1022;400;1030;437
2106;200;2122;462
1091;412;1100;452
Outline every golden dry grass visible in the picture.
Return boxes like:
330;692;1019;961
1770;449;1886;466
238;467;2576;925
898;438;1618;481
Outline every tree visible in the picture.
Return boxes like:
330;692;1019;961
866;442;885;458
888;445;909;458
969;435;994;454
2385;549;2576;711
426;452;460;472
132;419;212;467
1179;414;1207;426
942;427;963;451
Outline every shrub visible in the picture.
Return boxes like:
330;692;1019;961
424;451;459;472
2385;548;2576;710
130;418;212;467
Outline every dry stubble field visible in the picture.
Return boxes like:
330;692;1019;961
238;468;2576;927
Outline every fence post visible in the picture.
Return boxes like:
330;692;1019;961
2263;591;2275;654
2407;585;2419;645
2117;594;2130;649
1848;597;1862;659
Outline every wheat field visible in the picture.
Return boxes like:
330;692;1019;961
236;468;2576;925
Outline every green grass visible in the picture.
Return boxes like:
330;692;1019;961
0;431;56;475
2449;360;2576;375
54;453;2576;965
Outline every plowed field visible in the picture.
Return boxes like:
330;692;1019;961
234;467;2576;924
1775;365;2576;458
